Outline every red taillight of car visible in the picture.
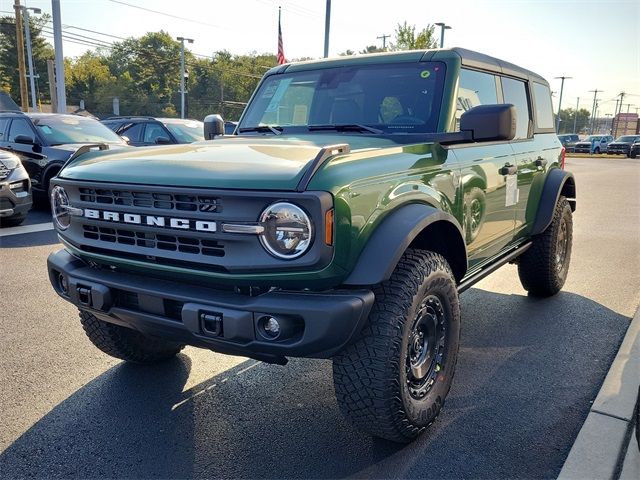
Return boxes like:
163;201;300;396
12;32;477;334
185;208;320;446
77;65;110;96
560;146;566;170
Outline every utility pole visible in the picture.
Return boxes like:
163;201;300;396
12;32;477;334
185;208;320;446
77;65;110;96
572;97;579;134
46;60;57;112
52;0;67;113
613;92;625;138
13;0;28;111
21;6;41;112
554;76;571;133
435;22;452;48
377;34;390;51
176;37;193;119
588;89;601;134
323;0;331;58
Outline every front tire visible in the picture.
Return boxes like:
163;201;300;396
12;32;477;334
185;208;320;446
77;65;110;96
333;250;461;443
518;196;573;296
80;310;185;364
0;213;27;227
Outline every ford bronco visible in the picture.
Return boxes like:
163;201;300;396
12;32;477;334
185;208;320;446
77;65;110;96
47;48;575;443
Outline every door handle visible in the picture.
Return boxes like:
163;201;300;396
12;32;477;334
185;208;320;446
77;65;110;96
535;158;547;168
499;164;517;175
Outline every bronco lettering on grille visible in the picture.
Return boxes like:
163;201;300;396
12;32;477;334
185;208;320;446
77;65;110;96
83;209;216;232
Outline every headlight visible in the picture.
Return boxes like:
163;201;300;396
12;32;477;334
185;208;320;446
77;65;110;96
259;202;313;259
51;185;72;230
0;152;20;170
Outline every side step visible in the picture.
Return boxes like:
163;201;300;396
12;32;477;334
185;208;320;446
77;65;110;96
458;241;532;294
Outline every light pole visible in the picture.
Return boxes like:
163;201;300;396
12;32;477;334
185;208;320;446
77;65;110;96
52;0;66;113
176;36;193;119
554;76;571;133
323;0;331;58
435;22;451;48
20;6;41;112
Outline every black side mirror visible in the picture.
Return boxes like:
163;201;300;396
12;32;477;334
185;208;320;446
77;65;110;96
154;136;172;145
14;134;36;145
460;104;516;142
203;114;225;139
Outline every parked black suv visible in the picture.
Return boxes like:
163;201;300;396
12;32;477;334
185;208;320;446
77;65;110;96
0;111;127;196
606;135;640;157
101;116;204;146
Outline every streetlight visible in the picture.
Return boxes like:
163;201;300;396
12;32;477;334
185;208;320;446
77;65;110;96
176;36;193;119
20;6;41;112
435;22;451;48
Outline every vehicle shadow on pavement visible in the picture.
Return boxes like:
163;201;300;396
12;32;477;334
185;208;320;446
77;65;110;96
0;289;630;479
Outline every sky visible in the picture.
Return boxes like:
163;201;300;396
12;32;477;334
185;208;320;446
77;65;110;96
2;0;639;116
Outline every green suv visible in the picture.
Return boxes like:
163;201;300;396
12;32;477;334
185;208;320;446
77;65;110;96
47;48;575;443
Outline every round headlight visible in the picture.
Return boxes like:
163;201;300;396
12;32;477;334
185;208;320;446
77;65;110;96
51;185;71;230
259;202;313;259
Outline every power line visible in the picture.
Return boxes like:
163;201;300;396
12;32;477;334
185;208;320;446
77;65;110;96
105;0;226;29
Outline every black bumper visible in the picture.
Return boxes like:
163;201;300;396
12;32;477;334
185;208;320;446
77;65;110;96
0;179;32;218
48;249;375;363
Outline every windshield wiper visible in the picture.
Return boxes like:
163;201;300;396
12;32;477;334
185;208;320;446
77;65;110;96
237;125;283;135
308;124;383;134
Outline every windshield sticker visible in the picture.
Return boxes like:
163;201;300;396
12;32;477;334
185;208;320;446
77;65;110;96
420;70;431;79
38;125;53;134
265;78;293;112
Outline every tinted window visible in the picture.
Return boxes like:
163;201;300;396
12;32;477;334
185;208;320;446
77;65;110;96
532;82;554;129
32;116;124;144
120;123;144;142
455;69;498;130
163;120;204;143
502;77;531;139
8;118;35;141
143;123;169;143
0;118;9;140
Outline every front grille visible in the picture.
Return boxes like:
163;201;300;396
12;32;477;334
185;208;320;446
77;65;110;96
79;187;222;213
0;165;10;181
82;225;225;257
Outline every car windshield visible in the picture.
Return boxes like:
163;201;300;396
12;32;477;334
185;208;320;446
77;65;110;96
163;119;204;143
586;136;602;141
33;116;124;145
239;61;446;134
615;136;639;142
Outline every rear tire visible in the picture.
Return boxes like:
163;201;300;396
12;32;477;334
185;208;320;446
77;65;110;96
464;187;486;243
518;196;573;296
80;310;185;364
333;249;461;443
0;213;27;227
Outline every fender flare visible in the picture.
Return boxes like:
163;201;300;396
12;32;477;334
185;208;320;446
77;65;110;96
343;203;466;286
531;169;576;235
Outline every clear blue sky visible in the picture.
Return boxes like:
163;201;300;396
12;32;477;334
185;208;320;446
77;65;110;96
4;0;639;116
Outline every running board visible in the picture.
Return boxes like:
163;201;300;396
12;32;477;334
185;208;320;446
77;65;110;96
458;241;532;294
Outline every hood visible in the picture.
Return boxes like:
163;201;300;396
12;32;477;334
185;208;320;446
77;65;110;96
59;134;411;191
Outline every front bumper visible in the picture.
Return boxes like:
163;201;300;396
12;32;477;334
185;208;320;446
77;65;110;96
0;175;32;218
48;249;374;362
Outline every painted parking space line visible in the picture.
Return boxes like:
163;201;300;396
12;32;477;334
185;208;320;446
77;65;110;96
0;222;54;237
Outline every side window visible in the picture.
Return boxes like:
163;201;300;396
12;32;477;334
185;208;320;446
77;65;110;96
501;77;531;139
0;118;9;140
120;123;144;143
143;123;168;143
531;82;554;130
8;118;35;142
455;69;498;130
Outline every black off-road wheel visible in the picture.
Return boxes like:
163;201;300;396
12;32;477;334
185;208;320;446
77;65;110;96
464;187;486;243
333;249;461;443
518;196;573;296
80;310;185;364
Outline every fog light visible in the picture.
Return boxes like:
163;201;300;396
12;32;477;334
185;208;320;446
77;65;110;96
58;273;69;295
262;316;280;338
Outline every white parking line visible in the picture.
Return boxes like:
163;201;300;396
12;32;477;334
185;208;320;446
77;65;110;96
0;222;54;237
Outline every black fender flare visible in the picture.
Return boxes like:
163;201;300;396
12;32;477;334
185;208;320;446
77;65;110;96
42;161;65;192
531;169;576;235
343;203;467;285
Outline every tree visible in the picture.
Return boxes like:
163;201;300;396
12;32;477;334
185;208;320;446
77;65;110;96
0;14;55;104
557;107;590;134
390;21;438;51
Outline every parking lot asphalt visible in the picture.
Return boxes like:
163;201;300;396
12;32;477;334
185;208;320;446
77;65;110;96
0;156;638;479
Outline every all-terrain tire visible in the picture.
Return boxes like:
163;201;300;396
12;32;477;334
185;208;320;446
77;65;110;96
0;213;27;227
518;196;573;296
80;310;185;364
333;249;461;443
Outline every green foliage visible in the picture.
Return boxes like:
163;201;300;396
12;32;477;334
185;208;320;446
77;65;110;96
0;14;55;104
558;107;591;134
390;21;438;51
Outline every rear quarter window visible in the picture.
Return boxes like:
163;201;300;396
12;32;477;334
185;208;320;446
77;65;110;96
532;82;554;130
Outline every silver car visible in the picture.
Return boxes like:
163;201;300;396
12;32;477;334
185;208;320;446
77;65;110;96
0;150;32;227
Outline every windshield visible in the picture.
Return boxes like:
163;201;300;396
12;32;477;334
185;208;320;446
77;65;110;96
586;136;601;141
33;115;125;145
163;119;204;143
240;62;446;134
615;136;639;142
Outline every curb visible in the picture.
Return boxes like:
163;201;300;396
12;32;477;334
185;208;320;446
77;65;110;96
557;306;640;479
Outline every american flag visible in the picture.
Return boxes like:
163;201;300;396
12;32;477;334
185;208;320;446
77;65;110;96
277;8;286;65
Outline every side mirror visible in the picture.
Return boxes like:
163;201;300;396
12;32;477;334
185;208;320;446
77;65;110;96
120;135;130;144
203;114;225;139
460;104;516;142
155;136;172;145
14;134;36;145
